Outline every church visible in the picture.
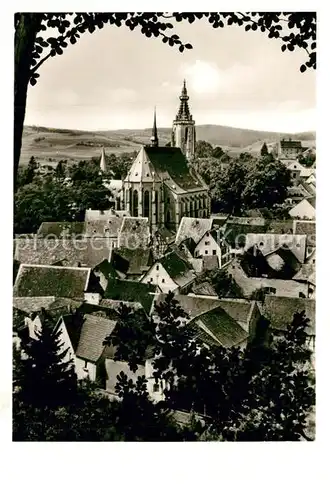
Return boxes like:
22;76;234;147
102;81;210;233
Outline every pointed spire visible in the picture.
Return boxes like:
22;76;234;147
176;80;192;121
100;146;106;172
150;107;159;147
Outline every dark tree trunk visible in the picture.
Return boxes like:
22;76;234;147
14;14;41;192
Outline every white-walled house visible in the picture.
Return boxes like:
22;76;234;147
54;313;117;382
140;249;196;294
194;228;232;268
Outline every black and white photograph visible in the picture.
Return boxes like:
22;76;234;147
12;10;317;445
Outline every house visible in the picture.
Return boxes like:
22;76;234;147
191;306;250;349
175;217;213;246
227;258;309;299
263;295;315;353
244;233;307;263
105;356;166;403
194;228;232;269
191;281;218;297
37;221;85;238
14;237;111;269
108;247;153;280
221;222;267;252
293;219;316;258
276;138;305;160
289;198;316;220
13;264;103;303
54;313;117;382
152;293;261;348
140;249;196;294
104;277;158;315
117;216;151;249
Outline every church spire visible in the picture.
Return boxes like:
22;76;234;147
100;146;106;172
150;107;159;147
176;79;192;121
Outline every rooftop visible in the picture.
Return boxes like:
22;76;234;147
104;278;157;314
176;217;213;246
37;221;85;238
13;264;91;299
192;306;249;348
158;250;196;288
14;237;111;269
111;247;153;276
118;217;150;248
263;295;315;333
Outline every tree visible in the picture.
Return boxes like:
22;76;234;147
242;158;291;209
103;304;156;372
68;161;112;219
260;142;269;156
17;155;38;188
210;160;247;214
212;146;225;159
195;140;214;158
15;318;77;409
14;13;316;189
229;311;315;441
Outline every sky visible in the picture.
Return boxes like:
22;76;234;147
24;17;316;133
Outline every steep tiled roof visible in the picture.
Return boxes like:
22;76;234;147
111;247;153;276
84;217;123;238
124;147;158;183
191;281;218;297
263;296;315;333
175;217;213;245
293;261;316;284
145;146;206;191
13;296;56;313
118;217;150;248
153;294;221;320
159;250;196;288
244;233;307;263
265;220;294;234
85;208;127;221
74;314;117;362
192;306;249;348
105;278;157;314
14;237;111;268
13;264;90;299
37;222;85;237
223;223;267;248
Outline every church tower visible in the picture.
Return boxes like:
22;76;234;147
171;80;196;160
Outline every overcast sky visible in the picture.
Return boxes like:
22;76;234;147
24;17;316;133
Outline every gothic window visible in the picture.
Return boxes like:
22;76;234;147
133;189;138;217
126;189;130;204
144;190;150;218
155;191;159;224
190;201;193;215
185;127;188;143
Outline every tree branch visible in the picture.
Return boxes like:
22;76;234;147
30;51;53;74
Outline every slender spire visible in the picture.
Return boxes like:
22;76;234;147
100;146;106;172
150;107;159;147
176;80;192;121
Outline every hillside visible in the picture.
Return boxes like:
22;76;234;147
21;124;315;166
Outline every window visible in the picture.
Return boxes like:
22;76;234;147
156;264;159;271
161;278;165;283
205;250;208;255
153;383;160;393
299;292;306;298
195;251;199;257
150;278;153;283
212;250;216;255
296;243;301;248
205;241;210;246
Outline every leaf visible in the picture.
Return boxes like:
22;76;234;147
30;77;37;86
300;64;307;73
185;43;193;49
281;44;286;52
179;45;184;52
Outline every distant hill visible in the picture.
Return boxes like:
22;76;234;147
21;124;315;166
